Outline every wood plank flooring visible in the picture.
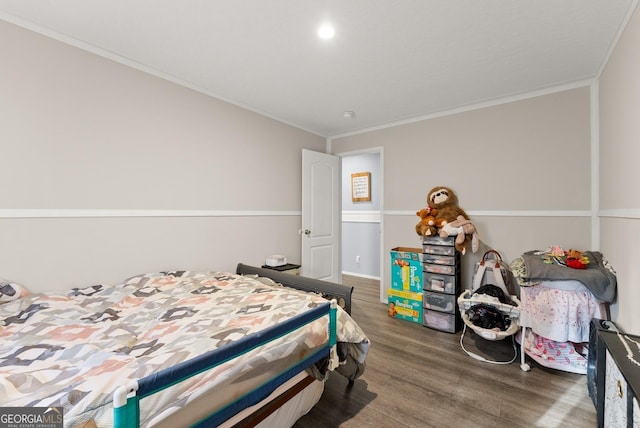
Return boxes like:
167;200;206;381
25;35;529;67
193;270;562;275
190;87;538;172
294;275;597;428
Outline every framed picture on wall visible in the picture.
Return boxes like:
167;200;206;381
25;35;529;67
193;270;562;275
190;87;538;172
351;172;371;202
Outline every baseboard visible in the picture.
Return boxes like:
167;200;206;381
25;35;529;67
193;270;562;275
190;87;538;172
341;271;380;281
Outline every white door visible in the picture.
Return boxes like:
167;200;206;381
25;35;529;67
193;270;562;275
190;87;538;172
301;149;340;282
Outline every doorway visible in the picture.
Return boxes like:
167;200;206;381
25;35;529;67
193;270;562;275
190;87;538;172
339;149;383;290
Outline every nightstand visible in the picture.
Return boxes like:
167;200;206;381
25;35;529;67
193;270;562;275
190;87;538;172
260;263;301;275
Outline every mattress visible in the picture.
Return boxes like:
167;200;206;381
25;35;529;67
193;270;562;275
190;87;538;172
219;372;324;428
0;271;369;427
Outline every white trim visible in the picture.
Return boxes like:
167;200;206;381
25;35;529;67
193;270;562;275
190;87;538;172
387;209;640;219
0;209;300;219
342;211;381;223
599;209;640;219
4;208;633;220
379;147;385;300
591;81;600;249
384;210;592;217
329;80;594;139
335;146;385;158
341;271;381;281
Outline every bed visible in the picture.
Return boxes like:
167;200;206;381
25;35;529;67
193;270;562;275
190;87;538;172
511;250;617;374
0;264;370;427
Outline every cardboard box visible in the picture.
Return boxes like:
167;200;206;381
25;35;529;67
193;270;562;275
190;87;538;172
387;288;423;324
390;247;423;292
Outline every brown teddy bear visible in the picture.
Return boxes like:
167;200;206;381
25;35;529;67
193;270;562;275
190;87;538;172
427;186;469;228
415;207;438;236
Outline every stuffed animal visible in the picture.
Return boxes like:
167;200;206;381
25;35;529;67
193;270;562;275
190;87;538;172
427;186;470;228
439;215;479;255
565;249;590;269
539;246;590;269
415;207;438;236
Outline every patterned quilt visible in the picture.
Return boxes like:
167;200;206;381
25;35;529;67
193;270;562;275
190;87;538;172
0;271;369;427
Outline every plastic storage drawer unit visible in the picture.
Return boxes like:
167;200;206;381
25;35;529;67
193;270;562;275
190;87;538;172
422;234;461;333
423;290;456;313
423;244;456;256
423;254;457;266
423;272;458;294
422;235;456;246
424;263;458;275
423;309;461;333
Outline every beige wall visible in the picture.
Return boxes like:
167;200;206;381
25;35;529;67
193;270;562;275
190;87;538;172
2;9;639;334
599;5;640;332
332;87;594;303
335;88;591;211
0;20;325;290
332;3;640;333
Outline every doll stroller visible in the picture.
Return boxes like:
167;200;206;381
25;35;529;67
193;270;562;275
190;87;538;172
457;250;522;365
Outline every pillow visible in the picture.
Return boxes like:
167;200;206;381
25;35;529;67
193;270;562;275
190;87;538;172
0;279;30;304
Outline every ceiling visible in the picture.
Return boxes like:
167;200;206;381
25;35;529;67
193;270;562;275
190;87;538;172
0;1;636;137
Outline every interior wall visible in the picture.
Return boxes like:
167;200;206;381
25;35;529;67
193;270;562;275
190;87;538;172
332;87;593;302
0;20;325;291
599;4;640;333
3;12;636;333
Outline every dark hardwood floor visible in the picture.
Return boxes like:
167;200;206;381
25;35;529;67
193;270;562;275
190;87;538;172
294;275;597;428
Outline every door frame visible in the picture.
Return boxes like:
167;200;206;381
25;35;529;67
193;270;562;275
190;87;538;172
333;144;385;303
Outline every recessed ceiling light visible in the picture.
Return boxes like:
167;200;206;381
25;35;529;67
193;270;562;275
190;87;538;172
318;23;335;40
344;111;356;119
